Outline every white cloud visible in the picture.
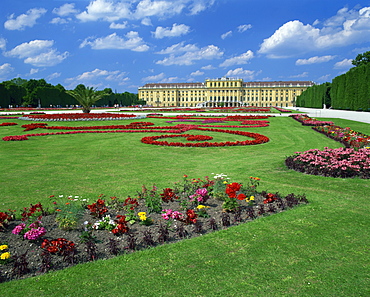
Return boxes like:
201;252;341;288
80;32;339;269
317;74;331;82
53;3;79;17
134;0;184;19
0;38;6;51
6;40;54;59
76;0;215;22
237;24;252;33
50;17;70;25
5;40;69;67
0;63;14;79
153;23;190;39
141;17;152;26
80;32;149;52
259;6;370;58
142;72;166;82
289;72;309;78
258;20;320;58
188;0;215;15
221;31;232;40
109;22;128;29
190;70;204;76
296;55;335;65
66;68;129;88
4;8;47;30
334;58;353;68
156;42;198;54
24;49;69;67
220;50;254;67
201;64;216;70
225;68;257;80
156;45;223;66
47;72;62;80
76;0;131;22
29;68;39;75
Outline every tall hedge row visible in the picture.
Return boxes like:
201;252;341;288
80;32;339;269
296;83;331;108
331;63;370;111
297;63;370;111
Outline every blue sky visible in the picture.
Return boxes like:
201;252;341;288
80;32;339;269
1;0;370;93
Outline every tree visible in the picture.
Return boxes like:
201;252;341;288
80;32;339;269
66;85;106;113
352;51;370;67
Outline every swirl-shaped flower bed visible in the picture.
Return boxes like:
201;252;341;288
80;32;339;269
141;128;269;147
3;119;270;147
285;147;370;178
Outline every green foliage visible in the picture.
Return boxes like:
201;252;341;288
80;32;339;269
331;63;370;111
139;185;162;213
0;78;139;108
297;83;331;108
67;85;106;113
352;50;370;67
52;196;85;231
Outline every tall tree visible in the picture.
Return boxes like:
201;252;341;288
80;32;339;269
66;85;106;113
352;51;370;67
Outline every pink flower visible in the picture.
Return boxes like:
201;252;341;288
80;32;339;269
12;223;26;234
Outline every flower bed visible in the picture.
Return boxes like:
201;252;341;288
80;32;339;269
141;128;269;147
0;174;308;282
313;125;370;149
290;114;333;126
3;117;270;146
0;122;17;126
19;113;146;121
274;107;292;113
285;147;370;178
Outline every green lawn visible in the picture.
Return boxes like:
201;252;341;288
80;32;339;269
0;116;369;296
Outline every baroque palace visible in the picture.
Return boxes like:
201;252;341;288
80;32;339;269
138;77;314;108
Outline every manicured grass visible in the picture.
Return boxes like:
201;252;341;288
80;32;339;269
0;116;369;296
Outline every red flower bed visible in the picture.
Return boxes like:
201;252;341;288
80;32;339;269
0;122;18;126
290;114;333;126
3;117;270;147
274;107;292;113
2;135;29;141
141;128;269;147
20;113;142;121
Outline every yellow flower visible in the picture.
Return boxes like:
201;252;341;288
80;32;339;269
0;252;11;260
249;196;255;201
0;245;8;251
138;212;147;221
223;181;228;184
196;205;209;210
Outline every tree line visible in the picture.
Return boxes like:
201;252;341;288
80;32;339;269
296;51;370;111
0;78;144;109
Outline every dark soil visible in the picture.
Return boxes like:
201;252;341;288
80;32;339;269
0;192;307;283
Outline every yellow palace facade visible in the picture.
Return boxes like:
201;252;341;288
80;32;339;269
138;78;314;108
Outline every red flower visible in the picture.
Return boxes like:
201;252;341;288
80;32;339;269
237;193;246;200
160;188;178;202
